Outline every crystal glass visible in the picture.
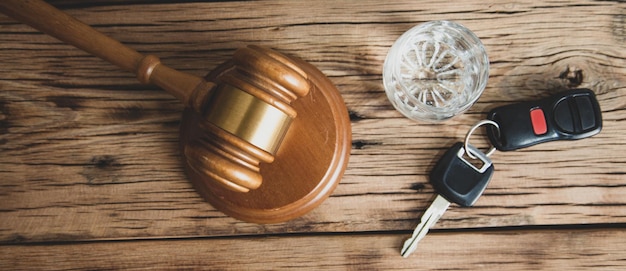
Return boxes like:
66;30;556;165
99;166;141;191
383;21;489;122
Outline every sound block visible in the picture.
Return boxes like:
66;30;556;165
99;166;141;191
179;57;351;224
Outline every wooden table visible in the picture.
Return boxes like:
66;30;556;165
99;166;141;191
1;0;624;269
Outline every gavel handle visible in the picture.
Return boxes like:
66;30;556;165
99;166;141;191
0;0;214;109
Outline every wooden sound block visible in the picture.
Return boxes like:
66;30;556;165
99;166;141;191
180;57;351;224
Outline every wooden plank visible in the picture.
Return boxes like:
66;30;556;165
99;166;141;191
0;0;625;243
1;228;625;270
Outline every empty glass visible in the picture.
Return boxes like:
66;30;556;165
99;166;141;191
383;21;489;122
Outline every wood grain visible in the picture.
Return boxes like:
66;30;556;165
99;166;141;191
1;228;625;270
0;0;625;268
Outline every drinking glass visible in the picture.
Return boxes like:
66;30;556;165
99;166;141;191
383;21;489;122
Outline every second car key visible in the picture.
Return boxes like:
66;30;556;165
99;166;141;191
401;142;494;257
486;88;602;151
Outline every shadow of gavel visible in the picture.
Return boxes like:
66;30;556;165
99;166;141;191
0;0;327;194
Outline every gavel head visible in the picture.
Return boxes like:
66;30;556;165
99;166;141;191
181;45;311;193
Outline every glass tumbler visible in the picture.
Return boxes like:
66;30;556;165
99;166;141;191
383;21;489;122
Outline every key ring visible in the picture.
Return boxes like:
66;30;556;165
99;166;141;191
464;120;500;159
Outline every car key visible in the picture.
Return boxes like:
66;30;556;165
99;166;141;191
486;88;602;151
401;142;494;257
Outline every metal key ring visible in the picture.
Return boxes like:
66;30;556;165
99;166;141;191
464;120;500;159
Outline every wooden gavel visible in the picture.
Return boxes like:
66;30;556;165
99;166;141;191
0;0;317;193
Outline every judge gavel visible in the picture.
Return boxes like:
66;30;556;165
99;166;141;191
0;0;322;194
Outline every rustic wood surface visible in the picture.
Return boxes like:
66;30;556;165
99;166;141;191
1;0;625;269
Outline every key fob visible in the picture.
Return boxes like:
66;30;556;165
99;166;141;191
430;142;494;207
487;89;602;151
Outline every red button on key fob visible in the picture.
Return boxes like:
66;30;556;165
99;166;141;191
529;108;547;135
487;89;602;151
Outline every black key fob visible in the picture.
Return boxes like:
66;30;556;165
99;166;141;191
430;142;494;207
487;89;602;151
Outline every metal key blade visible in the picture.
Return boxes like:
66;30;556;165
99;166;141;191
400;195;450;258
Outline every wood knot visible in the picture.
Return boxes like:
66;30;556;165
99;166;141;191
91;155;120;169
351;140;381;149
82;155;123;185
349;110;366;122
558;66;583;88
409;183;426;191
